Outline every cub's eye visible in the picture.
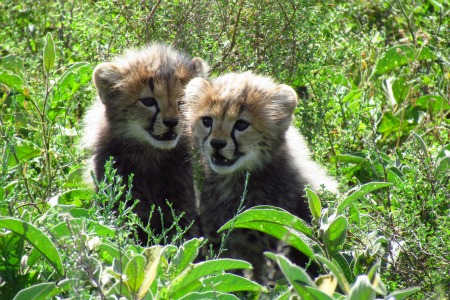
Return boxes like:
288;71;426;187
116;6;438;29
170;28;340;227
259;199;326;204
140;97;157;107
202;117;213;128
234;120;250;131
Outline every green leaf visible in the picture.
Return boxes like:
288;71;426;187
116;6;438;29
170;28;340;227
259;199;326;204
168;259;251;298
13;282;58;300
266;252;315;287
179;292;240;300
348;203;360;226
7;138;41;168
392;76;409;103
56;188;93;206
137;246;166;299
323;216;348;254
169;238;203;277
51;218;115;239
332;253;354;284
342;89;362;103
416;94;450;112
385;286;421;300
0;70;24;93
49;62;92;121
337;182;393;214
202;273;267;293
224;218;314;259
332;154;366;164
306;188;322;222
43;33;56;72
0;217;64;277
378;112;401;136
267;253;334;300
348;276;376;300
97;240;128;264
219;206;313;237
295;285;335;300
315;255;350;294
372;44;436;77
124;254;146;294
1;55;25;78
436;145;450;174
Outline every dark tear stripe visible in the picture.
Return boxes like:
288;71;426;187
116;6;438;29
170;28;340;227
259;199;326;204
231;127;240;157
203;125;212;149
150;103;160;132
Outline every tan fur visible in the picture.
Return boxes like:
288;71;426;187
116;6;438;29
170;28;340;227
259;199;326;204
82;44;208;243
185;72;338;282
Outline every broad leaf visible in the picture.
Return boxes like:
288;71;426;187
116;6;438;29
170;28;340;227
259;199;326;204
202;273;267;293
219;206;313;237
348;276;376;300
13;282;57;300
337;182;393;214
137;246;166;299
169;238;203;277
169;259;251;297
323;216;348;254
0;218;64;277
372;44;436;77
385;286;420;300
124;254;146;294
306;188;322;222
315;255;350;294
179;291;240;300
43;33;56;72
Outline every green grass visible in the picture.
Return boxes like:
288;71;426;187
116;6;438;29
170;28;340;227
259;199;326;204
0;0;449;299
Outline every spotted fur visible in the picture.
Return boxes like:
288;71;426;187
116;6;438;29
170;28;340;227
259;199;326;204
185;72;338;282
82;44;209;243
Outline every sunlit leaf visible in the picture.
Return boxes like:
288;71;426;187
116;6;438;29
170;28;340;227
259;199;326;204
372;44;436;77
124;254;146;294
137;246;165;299
337;182;392;214
385;286;421;300
323;216;347;254
179;291;239;300
169;259;251;298
43;33;56;72
415;94;450;112
306;188;321;222
0;218;64;277
169;238;203;278
219;206;313;237
315;255;350;294
202;273;266;293
7;138;41;168
348;275;377;300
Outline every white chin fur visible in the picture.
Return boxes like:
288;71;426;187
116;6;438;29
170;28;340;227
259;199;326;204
127;123;180;149
149;136;180;149
207;151;259;174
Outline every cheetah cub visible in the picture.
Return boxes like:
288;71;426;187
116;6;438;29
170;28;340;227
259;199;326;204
184;72;338;283
83;44;208;243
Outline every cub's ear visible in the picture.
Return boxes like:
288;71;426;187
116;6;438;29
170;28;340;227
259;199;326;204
184;77;211;103
189;57;209;78
93;62;123;104
272;84;298;117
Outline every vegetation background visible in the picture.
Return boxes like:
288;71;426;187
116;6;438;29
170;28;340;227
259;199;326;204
0;0;448;299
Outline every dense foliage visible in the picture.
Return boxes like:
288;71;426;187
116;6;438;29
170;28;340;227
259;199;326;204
0;0;448;299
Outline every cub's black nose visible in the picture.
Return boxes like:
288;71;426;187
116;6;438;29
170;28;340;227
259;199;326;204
163;118;179;128
210;139;227;150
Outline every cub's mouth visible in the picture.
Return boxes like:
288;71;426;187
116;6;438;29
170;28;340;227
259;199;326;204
150;130;178;141
211;153;240;167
